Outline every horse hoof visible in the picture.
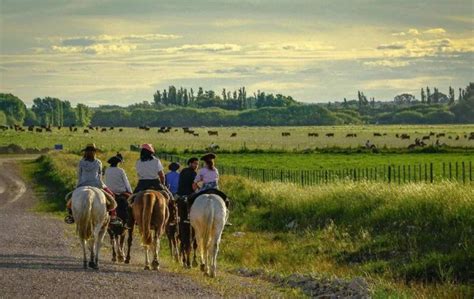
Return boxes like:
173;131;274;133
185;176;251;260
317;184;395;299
200;264;205;272
144;265;151;270
88;262;99;270
124;259;130;264
83;262;88;269
192;261;198;268
112;257;116;263
152;261;159;270
118;256;125;263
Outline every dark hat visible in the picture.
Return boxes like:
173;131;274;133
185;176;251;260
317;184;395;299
187;157;199;165
107;152;124;165
82;143;98;152
168;162;180;171
200;153;216;161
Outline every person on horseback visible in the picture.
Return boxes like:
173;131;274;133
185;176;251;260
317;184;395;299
187;153;231;225
177;157;199;197
64;144;120;225
165;162;180;196
133;144;166;193
104;153;132;196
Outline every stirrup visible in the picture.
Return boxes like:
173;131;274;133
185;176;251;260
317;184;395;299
183;219;190;224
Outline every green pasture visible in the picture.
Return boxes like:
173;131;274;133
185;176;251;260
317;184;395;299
1;124;473;152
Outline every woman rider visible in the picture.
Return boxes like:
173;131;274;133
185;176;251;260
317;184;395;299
64;143;119;225
133;143;167;193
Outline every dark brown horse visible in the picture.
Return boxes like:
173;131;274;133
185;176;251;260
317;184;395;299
107;193;131;263
166;198;180;262
177;196;198;268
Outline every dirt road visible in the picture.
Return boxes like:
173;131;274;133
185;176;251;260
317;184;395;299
0;158;218;298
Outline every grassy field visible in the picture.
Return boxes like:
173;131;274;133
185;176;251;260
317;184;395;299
23;152;474;298
1;124;474;152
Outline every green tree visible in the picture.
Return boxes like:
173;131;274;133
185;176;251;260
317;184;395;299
0;93;26;125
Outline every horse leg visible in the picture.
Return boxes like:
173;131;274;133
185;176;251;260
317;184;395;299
110;232;117;262
210;234;221;278
117;233;126;262
125;226;133;264
94;220;108;269
152;229;160;270
88;240;96;269
81;239;87;269
196;233;206;272
144;245;150;270
192;238;198;268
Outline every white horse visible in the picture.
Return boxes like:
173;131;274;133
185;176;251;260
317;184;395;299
71;186;112;269
190;194;227;278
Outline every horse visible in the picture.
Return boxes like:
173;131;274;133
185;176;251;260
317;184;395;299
190;194;227;277
71;186;114;270
129;190;169;270
177;196;198;268
107;193;131;263
166;197;180;263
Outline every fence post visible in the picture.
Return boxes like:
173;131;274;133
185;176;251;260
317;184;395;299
430;163;433;183
462;161;465;184
470;161;472;182
456;162;459;181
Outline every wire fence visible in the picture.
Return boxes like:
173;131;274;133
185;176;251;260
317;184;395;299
159;153;473;186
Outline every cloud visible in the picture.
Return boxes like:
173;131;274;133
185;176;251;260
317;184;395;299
423;28;447;35
52;43;137;55
407;28;420;35
364;60;410;68
164;43;242;53
377;43;406;50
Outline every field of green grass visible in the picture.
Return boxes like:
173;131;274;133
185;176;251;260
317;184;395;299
1;124;474;152
23;152;474;298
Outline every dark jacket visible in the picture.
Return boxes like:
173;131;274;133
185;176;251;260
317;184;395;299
177;167;197;196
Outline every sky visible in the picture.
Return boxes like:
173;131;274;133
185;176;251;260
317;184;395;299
0;0;473;106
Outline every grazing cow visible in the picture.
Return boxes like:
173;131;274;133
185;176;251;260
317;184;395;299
400;134;410;140
130;190;169;270
469;135;474;140
28;126;34;132
101;128;107;132
208;130;219;136
448;136;453;140
326;133;335;137
71;186;112;269
190;194;227;278
346;133;357;137
35;128;43;133
455;135;460;140
46;127;52;132
422;136;430;140
84;129;89;134
73;128;78;132
230;133;237;137
166;199;179;263
119;128;123;132
176;196;198;268
281;132;290;137
395;133;399;138
308;133;319;137
436;133;445;138
373;133;382;137
429;132;436;136
193;133;199;137
109;127;114;130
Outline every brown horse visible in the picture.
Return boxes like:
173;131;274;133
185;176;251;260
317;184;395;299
129;190;169;270
107;193;131;263
177;196;198;268
166;198;180;262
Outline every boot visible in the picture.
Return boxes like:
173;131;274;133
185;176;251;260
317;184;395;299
64;208;74;224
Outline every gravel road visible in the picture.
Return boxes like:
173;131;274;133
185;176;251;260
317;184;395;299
0;158;217;298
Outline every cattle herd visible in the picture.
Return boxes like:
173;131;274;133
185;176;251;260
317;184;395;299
1;125;474;145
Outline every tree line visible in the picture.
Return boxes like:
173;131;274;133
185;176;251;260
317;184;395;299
0;83;472;127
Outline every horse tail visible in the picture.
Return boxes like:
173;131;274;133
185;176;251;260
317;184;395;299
203;196;215;250
141;192;156;246
77;193;93;241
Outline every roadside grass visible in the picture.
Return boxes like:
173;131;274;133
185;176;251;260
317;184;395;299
22;152;474;298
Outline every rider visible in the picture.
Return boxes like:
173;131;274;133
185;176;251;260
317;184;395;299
177;157;199;197
133;143;166;193
104;152;132;196
165;162;180;196
187;153;231;225
64;144;119;225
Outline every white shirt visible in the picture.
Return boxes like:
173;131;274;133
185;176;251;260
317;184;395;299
104;167;132;194
136;158;164;180
194;167;219;184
